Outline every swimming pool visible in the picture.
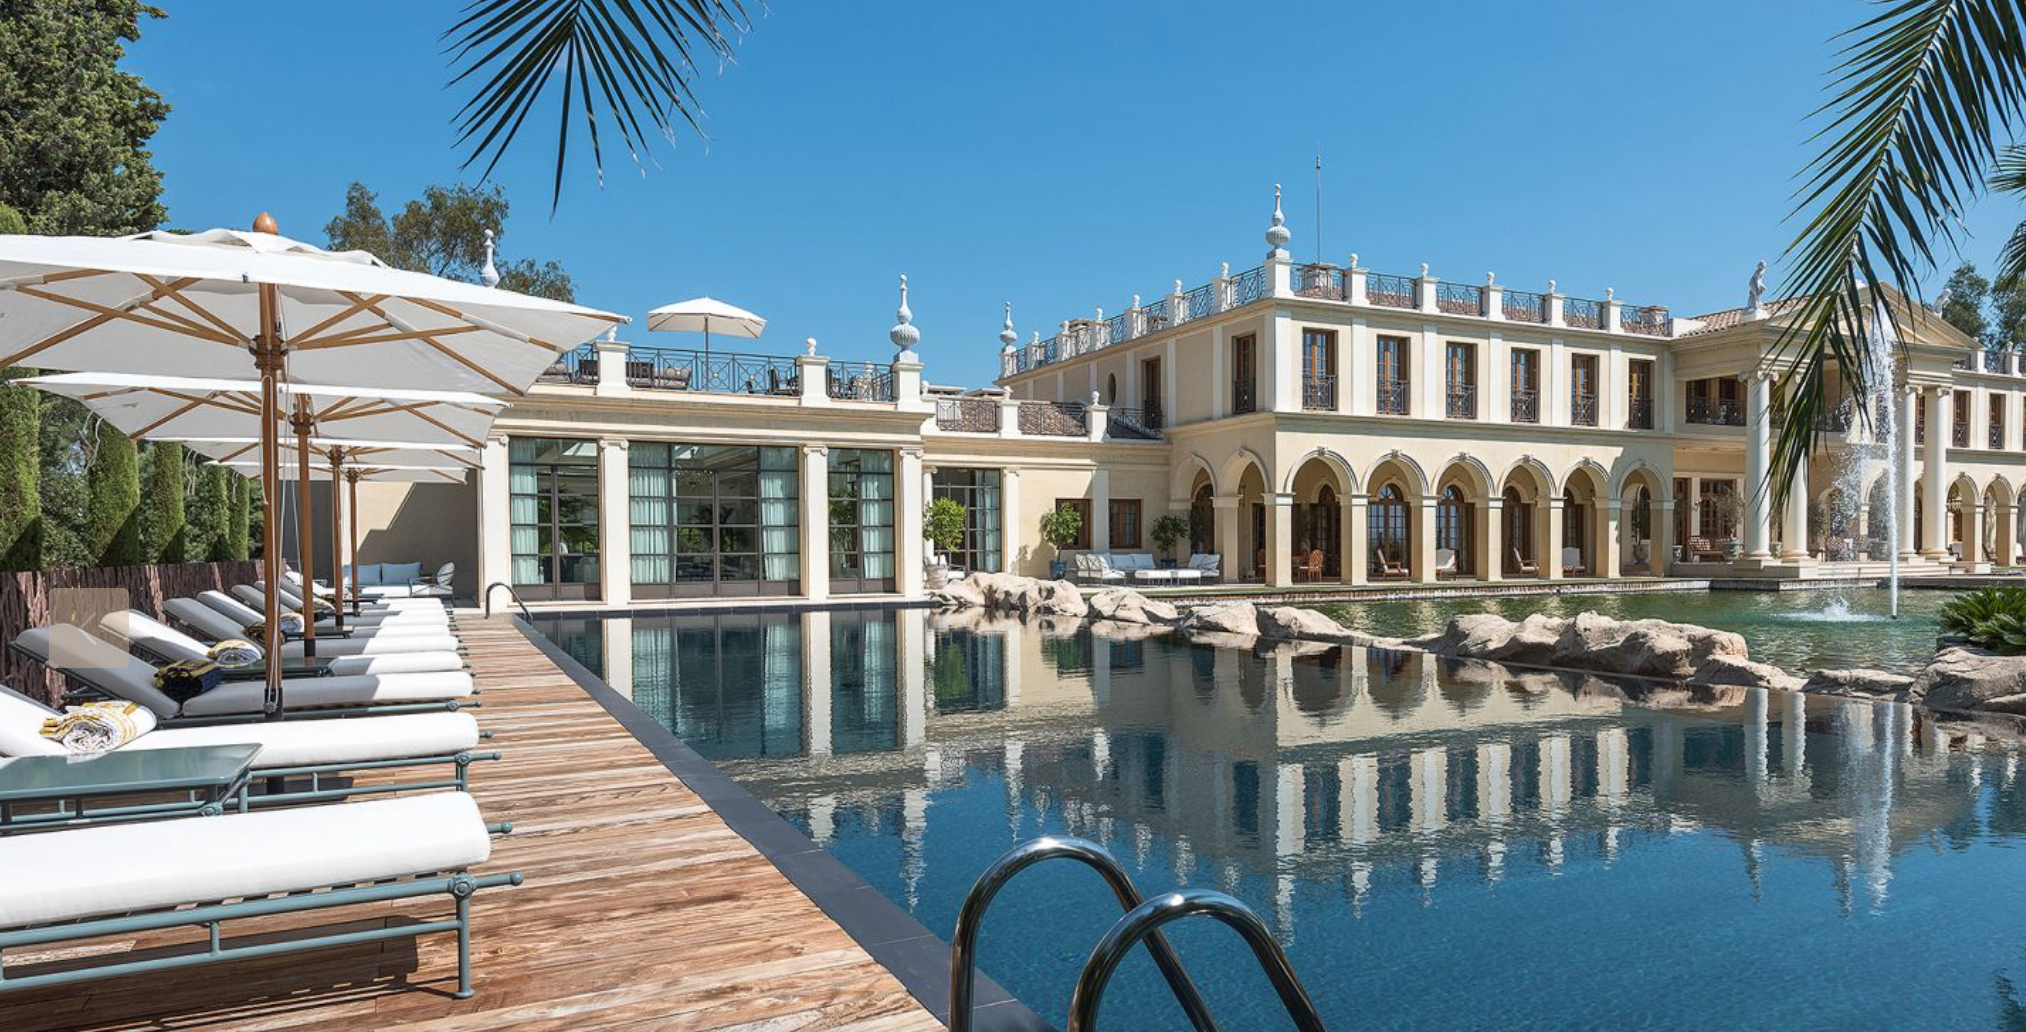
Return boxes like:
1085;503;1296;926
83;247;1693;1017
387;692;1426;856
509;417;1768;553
1311;587;1951;673
535;606;2026;1031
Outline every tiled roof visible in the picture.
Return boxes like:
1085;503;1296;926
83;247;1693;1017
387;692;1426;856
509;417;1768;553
1680;297;1808;336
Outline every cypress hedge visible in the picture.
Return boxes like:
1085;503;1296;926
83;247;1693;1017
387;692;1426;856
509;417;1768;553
138;441;187;562
84;421;140;566
0;368;40;571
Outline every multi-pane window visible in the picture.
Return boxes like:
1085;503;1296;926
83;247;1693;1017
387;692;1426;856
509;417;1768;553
1628;359;1654;429
1368;484;1410;571
1511;349;1540;423
829;449;895;591
1953;390;1972;447
1445;343;1476;419
1141;357;1164;428
1686;377;1744;425
1055;498;1093;550
1302;329;1337;410
1376;336;1409;415
1570;355;1599;426
1992;395;2008;450
1231;334;1258;415
931;468;1003;572
509;437;600;599
1109;498;1143;549
630;443;799;598
1435;485;1471;573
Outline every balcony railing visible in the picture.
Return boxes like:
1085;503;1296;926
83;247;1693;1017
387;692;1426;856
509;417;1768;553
1302;374;1337;411
1502;288;1546;323
1571;393;1599;426
1952;351;1975;371
1180;280;1216;322
1017;400;1086;437
537;345;600;386
827;361;896;402
1436;281;1484;317
620;346;803;396
1510;388;1539;423
1293;263;1342;300
1685;396;1745;426
1563;297;1603;330
1367;273;1415;309
1232;378;1258;415
1622;305;1669;336
1992;423;2008;450
935;397;1001;433
1445;383;1477;420
1107;406;1163;440
1377;377;1410;415
1229;265;1269;306
1986;348;2013;374
1627;397;1653;429
1953;422;1971;448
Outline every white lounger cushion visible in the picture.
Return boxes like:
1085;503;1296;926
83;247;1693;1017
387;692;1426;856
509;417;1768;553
0;792;491;929
266;580;445;612
211;590;449;634
164;599;461;671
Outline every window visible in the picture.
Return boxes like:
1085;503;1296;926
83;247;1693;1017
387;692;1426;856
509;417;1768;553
1302;329;1336;410
1369;484;1410;572
1436;484;1471;574
1445;343;1476;419
1106;373;1117;404
1700;479;1739;539
630;443;799;598
1502;486;1533;574
1562;489;1587;570
510;437;600;599
1511;348;1540;423
1109;498;1143;549
1141;357;1164;428
931;468;1003;572
1686;377;1743;426
1673;477;1692;548
829;449;896;592
1231;334;1257;414
1055;498;1092;550
1570;355;1599;426
1190;484;1214;555
1377;335;1409;415
1992;396;2008;450
1628;359;1654;429
1953;389;1972;447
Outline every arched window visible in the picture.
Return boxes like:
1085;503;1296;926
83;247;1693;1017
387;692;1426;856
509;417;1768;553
1563;488;1586;572
1503;486;1532;574
1369;484;1409;573
1190;483;1214;555
1310;485;1340;577
1106;373;1118;404
1436;484;1471;575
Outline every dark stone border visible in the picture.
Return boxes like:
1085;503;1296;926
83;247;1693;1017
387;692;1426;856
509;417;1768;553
512;614;1052;1032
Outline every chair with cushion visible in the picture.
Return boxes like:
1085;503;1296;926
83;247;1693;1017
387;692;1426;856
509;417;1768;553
1562;547;1587;577
1434;548;1458;578
1295;549;1325;583
1373;548;1409;580
1183;553;1222;584
1510;548;1540;577
140;605;464;675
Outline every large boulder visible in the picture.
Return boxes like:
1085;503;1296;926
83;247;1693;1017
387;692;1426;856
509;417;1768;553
1551;613;1746;680
1912;647;2026;711
1690;654;1806;692
1803;667;1915;699
983;575;1088;618
1179;602;1260;639
1413;613;1521;657
1481;613;1569;668
1258;606;1349;642
929;577;985;609
1088;588;1179;625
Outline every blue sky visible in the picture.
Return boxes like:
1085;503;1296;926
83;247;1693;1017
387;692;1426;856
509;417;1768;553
129;1;2022;387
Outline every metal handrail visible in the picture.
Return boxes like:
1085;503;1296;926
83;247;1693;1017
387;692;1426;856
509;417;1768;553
950;836;1220;1032
483;582;531;621
1066;888;1328;1032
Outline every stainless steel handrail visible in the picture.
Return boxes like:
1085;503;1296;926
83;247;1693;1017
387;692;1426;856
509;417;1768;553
1066;888;1329;1032
949;836;1220;1032
483;581;531;621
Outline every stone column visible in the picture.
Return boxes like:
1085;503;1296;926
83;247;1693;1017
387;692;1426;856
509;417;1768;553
1599;499;1622;579
897;446;926;596
1342;494;1367;585
1000;469;1022;575
801;445;830;601
1544;496;1565;580
1482;497;1504;582
1961;491;1984;566
1414;495;1438;583
1922;386;1949;559
1654;499;1676;573
1214;495;1242;582
1997;501;2018;567
1781;457;1811;561
1266;493;1294;587
598;437;631;605
1897;386;1918;561
478;433;512;595
1090;468;1112;552
1743;372;1774;560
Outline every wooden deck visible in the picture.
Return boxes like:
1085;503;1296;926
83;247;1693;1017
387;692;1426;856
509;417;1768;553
3;615;945;1032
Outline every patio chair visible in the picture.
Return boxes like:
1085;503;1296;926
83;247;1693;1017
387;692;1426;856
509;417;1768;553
13;625;474;724
141;605;465;675
235;585;449;633
1183;553;1222;584
0;792;520;997
1562;547;1586;577
1373;548;1410;580
1434;548;1458;578
1685;536;1724;563
1510;548;1539;576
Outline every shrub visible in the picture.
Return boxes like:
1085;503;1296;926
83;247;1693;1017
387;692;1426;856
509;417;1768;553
1150;514;1189;558
139;441;187;562
1939;587;2026;655
84;421;140;566
1040;503;1083;552
0;368;40;571
923;497;966;556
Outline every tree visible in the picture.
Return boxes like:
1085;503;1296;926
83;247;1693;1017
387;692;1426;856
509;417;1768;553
0;366;38;571
227;474;252;562
138;441;185;562
36;392;92;569
1940;263;1991;341
442;1;749;208
84;421;139;566
188;462;230;561
0;1;168;234
324;182;575;301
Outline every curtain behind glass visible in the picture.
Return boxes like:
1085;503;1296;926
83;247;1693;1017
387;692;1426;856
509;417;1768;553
631;465;671;584
758;467;799;582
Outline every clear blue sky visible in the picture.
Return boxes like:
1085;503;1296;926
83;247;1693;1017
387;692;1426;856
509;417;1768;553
127;1;2022;387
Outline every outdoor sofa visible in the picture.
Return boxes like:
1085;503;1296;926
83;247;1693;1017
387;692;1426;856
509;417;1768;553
320;563;455;601
1071;553;1219;585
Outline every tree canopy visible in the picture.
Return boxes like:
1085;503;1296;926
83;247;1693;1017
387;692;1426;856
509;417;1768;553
324;182;574;301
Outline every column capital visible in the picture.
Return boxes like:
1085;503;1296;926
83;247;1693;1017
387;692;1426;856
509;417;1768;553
1268;492;1296;506
486;432;510;447
599;437;629;451
802;443;829;457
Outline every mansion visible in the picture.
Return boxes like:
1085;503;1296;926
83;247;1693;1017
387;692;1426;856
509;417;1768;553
334;192;2026;605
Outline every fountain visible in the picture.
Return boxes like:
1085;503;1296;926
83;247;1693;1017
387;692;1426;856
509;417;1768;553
1820;299;1903;618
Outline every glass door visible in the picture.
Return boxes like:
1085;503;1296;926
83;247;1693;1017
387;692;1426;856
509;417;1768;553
510;437;600;600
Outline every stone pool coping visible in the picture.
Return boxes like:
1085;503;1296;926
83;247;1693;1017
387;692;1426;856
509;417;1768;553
513;614;1056;1032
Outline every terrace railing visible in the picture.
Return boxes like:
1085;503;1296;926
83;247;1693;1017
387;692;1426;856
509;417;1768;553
624;347;803;396
1107;406;1163;440
1436;281;1484;317
1377;377;1410;415
1228;265;1269;307
1685;396;1745;426
1627;397;1654;430
1292;263;1343;300
1510;388;1539;423
1302;374;1337;411
935;397;1001;433
537;345;601;386
1622;305;1669;336
1570;393;1599;426
1993;423;2008;450
1445;383;1477;420
1232;378;1258;415
1563;296;1604;330
1985;347;2013;374
1502;288;1546;323
1367;272;1415;309
1953;422;1971;448
1018;400;1087;437
1952;351;1975;371
828;362;896;402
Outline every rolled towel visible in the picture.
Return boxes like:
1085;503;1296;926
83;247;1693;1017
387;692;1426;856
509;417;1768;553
40;701;157;755
207;638;262;668
153;659;223;703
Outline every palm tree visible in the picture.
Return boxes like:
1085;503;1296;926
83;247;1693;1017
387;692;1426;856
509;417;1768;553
1993;142;2026;290
1774;0;2026;495
444;0;750;210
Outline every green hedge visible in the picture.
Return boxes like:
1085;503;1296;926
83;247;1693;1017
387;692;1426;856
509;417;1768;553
0;368;40;571
138;441;187;562
85;422;140;566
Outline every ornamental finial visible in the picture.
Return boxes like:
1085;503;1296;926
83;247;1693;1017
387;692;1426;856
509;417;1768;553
1265;183;1291;257
999;302;1018;348
480;228;501;288
890;274;920;354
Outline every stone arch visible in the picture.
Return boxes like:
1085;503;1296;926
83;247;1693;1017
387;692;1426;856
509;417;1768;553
1563;458;1609;499
1615;464;1667;574
1500;456;1557;501
1614;461;1665;503
1279;445;1360;496
1433;454;1495;500
1217;447;1270;499
1365;450;1430;498
1172;452;1218;501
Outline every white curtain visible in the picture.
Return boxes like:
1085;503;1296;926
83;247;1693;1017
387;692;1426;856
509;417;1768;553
509;443;541;583
631;464;671;584
759;467;799;582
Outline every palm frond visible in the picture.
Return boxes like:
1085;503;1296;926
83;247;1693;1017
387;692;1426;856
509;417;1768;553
1989;142;2026;288
1773;0;2026;502
443;0;750;210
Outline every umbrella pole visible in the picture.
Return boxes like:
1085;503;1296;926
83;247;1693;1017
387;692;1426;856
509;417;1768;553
347;469;362;609
254;281;286;720
328;448;346;633
291;397;318;658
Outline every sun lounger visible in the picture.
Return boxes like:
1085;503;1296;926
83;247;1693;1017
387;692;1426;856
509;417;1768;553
13;625;474;723
220;587;448;635
181;595;462;661
131;605;464;675
0;792;519;997
251;581;450;620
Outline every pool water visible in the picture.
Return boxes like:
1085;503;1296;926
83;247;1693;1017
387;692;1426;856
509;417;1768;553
1312;587;1951;673
535;607;2026;1032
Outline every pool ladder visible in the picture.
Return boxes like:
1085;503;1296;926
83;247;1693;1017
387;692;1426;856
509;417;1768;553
483;581;532;621
949;836;1329;1032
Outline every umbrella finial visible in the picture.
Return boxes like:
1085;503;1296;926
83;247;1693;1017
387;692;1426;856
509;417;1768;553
890;274;919;355
480;229;501;288
999;301;1018;350
252;212;279;235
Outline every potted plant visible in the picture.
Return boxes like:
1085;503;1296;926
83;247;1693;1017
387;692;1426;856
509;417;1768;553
1040;503;1083;579
1150;514;1189;569
923;497;966;588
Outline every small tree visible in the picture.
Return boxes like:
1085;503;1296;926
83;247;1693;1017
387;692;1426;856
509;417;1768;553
1040;503;1083;554
1150;514;1189;559
190;463;232;561
0;366;40;571
923;497;966;561
139;441;187;562
84;421;140;566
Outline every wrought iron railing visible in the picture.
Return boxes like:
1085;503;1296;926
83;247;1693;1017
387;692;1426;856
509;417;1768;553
1510;388;1539;423
1627;397;1653;429
1232;378;1258;415
1986;347;2013;374
1377;377;1410;415
1501;288;1545;322
1291;263;1342;300
1229;265;1268;306
537;344;600;386
1622;305;1669;336
1444;383;1477;419
1685;396;1745;426
1180;280;1216;322
1301;374;1336;411
935;397;1001;433
1992;423;2008;450
1141;296;1171;332
1571;392;1599;426
625;347;801;395
827;361;896;402
1106;406;1163;440
1367;272;1415;309
1436;281;1483;317
1952;351;1975;371
1018;400;1087;437
1104;311;1131;347
1563;296;1603;330
1952;422;1971;448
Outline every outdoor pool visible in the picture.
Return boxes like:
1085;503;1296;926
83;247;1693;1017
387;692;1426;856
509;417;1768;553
535;606;2026;1031
1311;587;1952;673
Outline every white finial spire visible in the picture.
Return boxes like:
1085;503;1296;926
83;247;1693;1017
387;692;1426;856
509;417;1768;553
1606;286;1616;301
1173;278;1184;294
1420;262;1430;278
480;228;501;288
1547;278;1558;294
805;337;819;356
999;302;1018;349
1265;183;1291;258
890;274;919;354
1348;252;1360;269
1486;271;1496;286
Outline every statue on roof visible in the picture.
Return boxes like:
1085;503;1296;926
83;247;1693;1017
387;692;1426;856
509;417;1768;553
1747;260;1768;315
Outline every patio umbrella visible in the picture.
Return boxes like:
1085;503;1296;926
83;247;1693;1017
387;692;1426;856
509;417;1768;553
0;217;623;715
645;296;765;356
